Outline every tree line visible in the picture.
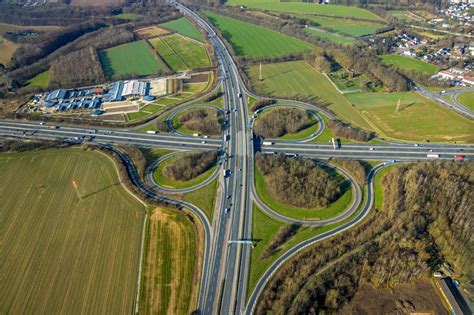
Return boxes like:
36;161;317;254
256;161;473;314
12;20;108;69
163;150;218;181
256;153;341;209
254;108;313;139
327;120;375;142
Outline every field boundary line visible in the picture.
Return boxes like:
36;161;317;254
162;36;191;69
97;149;149;314
321;72;374;131
98;150;148;208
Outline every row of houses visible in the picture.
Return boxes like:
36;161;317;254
434;67;474;85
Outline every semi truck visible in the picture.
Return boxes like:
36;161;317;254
262;141;273;146
146;130;157;134
427;154;440;158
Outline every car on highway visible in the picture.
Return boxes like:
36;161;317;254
455;155;465;159
201;141;206;144
225;208;231;214
369;147;374;151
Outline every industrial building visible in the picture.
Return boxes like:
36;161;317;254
31;74;189;116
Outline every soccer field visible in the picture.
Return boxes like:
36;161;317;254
346;92;474;143
0;149;146;314
204;12;315;58
100;40;164;78
247;60;373;131
149;34;210;72
379;54;440;75
225;0;382;20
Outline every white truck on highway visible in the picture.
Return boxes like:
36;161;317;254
427;154;440;158
193;133;200;137
262;141;274;146
146;130;157;134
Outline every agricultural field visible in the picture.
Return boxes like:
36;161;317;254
0;22;61;34
0;149;145;314
226;0;382;20
300;15;385;37
204;12;315;58
149;34;210;72
99;40;164;78
346;92;474;143
134;25;169;38
26;70;50;87
247;60;373;130
388;10;425;22
0;38;19;66
458;92;474;110
379;54;440;75
140;207;199;315
304;28;356;46
160;17;203;42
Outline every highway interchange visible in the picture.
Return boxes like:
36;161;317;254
0;3;473;314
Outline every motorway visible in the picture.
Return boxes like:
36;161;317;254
1;3;473;314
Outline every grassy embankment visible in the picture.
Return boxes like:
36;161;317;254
153;155;217;189
458;92;474;111
379;54;440;75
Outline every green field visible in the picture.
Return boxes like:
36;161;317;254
301;15;385;37
226;0;381;20
346;92;474;143
304;28;356;45
160;17;203;42
255;166;353;221
26;70;50;87
183;179;218;221
204;12;315;58
0;149;145;314
115;13;141;20
153;155;217;189
458;92;474;110
249;206;346;295
247;61;373;130
99;40;164;78
150;34;210;72
379;54;440;75
140;207;198;314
